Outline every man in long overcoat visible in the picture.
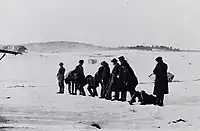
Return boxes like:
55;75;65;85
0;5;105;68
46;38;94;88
105;58;121;100
118;56;138;102
71;60;86;96
153;56;169;106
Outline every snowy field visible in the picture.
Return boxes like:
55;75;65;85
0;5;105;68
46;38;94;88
0;50;200;131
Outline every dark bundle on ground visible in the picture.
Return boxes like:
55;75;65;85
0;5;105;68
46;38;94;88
91;122;101;129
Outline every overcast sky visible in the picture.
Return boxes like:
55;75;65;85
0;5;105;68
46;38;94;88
0;0;200;49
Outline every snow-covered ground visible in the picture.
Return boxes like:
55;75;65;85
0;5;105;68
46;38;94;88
0;50;200;131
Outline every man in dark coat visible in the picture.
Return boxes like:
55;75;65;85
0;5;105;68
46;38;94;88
85;75;98;97
153;56;168;106
101;61;110;98
96;61;111;98
105;58;121;100
57;62;66;94
118;56;138;102
65;71;76;95
94;62;104;89
71;60;86;96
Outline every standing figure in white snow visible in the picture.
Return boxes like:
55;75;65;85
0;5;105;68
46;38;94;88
153;57;169;106
71;60;86;96
95;61;110;99
105;58;121;101
65;71;76;95
100;61;110;98
94;62;104;91
57;62;66;94
118;56;138;102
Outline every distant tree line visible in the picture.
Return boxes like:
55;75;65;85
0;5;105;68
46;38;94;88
117;45;181;52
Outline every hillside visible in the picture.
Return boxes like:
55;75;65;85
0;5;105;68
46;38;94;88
21;41;109;53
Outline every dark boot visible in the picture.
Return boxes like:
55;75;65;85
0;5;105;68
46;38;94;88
102;80;109;97
157;94;164;106
105;83;112;100
74;84;78;95
128;91;140;104
105;91;112;100
112;90;119;101
93;88;98;96
120;89;127;102
159;94;164;106
68;82;72;95
129;89;136;97
128;101;134;105
80;87;86;96
100;81;106;98
71;81;75;94
87;86;94;97
100;87;105;98
58;81;65;93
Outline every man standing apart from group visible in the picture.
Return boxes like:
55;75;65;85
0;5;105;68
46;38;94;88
57;62;66;94
153;57;169;106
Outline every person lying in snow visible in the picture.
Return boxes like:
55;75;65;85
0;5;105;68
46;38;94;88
128;90;158;105
85;75;98;97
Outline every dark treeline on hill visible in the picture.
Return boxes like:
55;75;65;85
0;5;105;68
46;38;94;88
117;45;181;52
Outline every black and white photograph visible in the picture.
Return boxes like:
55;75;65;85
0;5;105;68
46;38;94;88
0;0;200;130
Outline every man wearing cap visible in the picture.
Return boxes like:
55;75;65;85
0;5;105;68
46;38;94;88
153;56;168;106
72;60;86;96
99;61;110;98
105;58;121;100
94;61;105;89
118;56;138;102
57;62;66;94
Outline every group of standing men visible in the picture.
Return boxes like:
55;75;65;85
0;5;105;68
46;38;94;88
57;56;169;106
103;56;138;102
